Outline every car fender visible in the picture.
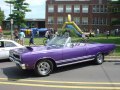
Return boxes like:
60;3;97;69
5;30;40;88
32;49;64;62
34;57;57;69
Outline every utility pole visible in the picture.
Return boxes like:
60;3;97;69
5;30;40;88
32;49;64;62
6;0;13;40
10;3;13;40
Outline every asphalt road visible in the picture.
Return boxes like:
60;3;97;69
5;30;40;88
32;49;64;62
0;60;120;90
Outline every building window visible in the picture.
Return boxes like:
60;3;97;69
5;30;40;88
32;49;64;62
48;17;54;24
48;4;54;13
82;5;88;13
82;17;88;25
92;17;107;25
104;6;108;12
57;17;63;24
58;5;64;13
66;4;71;13
92;5;96;12
74;5;80;13
92;5;108;13
73;17;80;24
100;5;104;12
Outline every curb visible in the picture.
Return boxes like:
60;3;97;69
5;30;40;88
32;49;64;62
105;59;120;62
105;56;120;62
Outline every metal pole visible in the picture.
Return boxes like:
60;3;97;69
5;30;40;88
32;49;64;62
10;19;13;40
10;3;13;40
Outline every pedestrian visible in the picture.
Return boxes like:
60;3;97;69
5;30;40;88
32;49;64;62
13;28;19;42
0;26;3;39
45;30;50;39
19;30;25;45
116;29;119;36
29;32;35;46
0;26;3;33
37;30;39;37
106;30;110;39
81;33;87;43
89;29;92;37
97;29;99;36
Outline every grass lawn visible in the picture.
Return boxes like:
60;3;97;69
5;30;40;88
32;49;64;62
2;30;120;56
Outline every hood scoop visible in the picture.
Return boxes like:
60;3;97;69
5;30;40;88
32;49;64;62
26;46;33;51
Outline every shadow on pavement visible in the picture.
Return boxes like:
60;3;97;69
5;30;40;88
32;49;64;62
114;62;120;65
2;66;36;81
2;61;95;80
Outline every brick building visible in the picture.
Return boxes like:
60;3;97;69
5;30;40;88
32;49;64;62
46;0;120;33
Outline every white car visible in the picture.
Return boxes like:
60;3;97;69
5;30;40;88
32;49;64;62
0;39;24;60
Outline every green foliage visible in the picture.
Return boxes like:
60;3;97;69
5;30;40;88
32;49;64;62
108;0;120;25
0;9;5;25
111;19;120;25
5;0;31;29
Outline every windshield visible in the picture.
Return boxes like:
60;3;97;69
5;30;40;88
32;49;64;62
46;36;70;48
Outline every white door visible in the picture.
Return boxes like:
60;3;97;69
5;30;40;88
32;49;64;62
0;41;7;59
0;41;17;60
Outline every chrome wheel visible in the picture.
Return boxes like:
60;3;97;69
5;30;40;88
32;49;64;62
95;53;104;65
36;60;53;76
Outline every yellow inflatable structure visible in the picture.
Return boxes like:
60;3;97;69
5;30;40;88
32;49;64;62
62;14;95;37
62;14;83;36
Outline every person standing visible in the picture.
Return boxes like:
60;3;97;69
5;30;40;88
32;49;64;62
106;30;110;39
116;29;119;36
29;32;35;46
0;26;3;39
97;29;99;36
13;28;19;42
19;30;25;45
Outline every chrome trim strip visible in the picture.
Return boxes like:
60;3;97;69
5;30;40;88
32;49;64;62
57;58;94;67
56;55;95;64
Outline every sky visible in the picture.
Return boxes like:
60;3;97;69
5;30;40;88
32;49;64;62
0;0;46;19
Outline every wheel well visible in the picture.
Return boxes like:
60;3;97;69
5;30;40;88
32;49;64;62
34;58;57;69
96;52;104;59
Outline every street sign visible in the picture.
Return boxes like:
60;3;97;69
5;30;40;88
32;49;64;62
10;19;13;24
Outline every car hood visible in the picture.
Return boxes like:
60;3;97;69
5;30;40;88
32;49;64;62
12;45;47;54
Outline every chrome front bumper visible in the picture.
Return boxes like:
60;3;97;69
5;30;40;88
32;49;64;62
9;57;26;70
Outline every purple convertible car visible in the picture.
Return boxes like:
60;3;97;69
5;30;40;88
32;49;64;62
9;36;115;76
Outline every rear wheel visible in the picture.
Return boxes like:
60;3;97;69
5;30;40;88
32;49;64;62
35;60;53;76
95;53;104;65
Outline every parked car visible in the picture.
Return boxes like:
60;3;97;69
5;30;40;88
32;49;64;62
9;36;115;76
0;39;24;60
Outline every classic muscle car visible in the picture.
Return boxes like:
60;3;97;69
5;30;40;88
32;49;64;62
9;36;115;76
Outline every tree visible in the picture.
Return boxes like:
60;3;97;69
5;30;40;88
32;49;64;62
5;0;31;29
108;0;120;25
0;8;5;26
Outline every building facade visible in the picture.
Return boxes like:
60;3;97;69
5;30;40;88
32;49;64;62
2;19;45;30
46;0;120;33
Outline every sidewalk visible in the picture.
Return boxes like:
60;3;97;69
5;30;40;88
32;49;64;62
105;56;120;62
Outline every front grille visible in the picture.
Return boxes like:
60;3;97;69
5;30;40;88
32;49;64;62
9;51;21;61
13;54;20;59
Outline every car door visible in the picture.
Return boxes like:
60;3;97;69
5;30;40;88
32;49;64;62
62;44;87;64
0;41;6;59
2;41;17;59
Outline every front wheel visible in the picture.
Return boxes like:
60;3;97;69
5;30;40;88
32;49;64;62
35;60;53;76
94;53;104;65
